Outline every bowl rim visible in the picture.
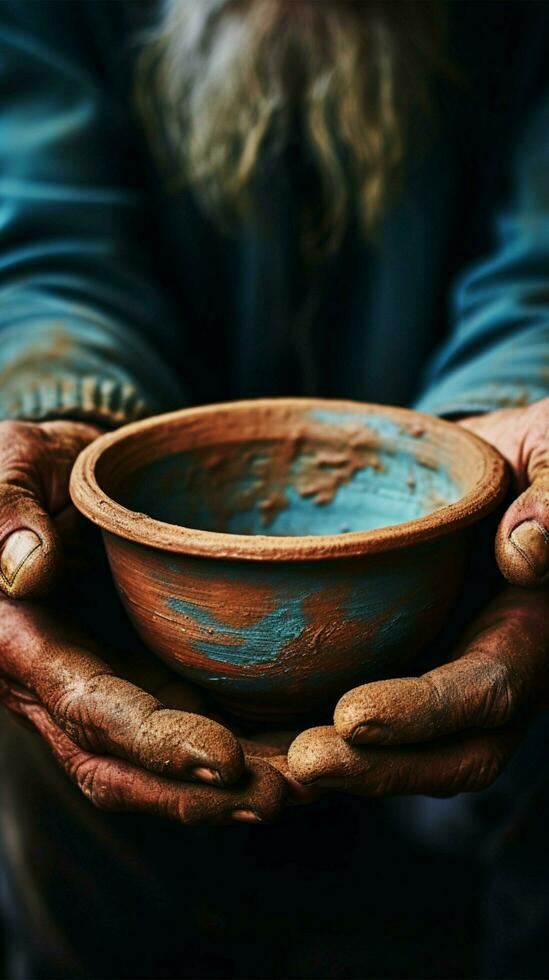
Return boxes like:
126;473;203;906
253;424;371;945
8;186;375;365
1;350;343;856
69;397;509;561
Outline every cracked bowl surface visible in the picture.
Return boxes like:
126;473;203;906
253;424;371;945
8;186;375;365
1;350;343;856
70;398;508;722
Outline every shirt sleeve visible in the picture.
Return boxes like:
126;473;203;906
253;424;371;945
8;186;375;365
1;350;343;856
0;1;186;427
414;88;549;418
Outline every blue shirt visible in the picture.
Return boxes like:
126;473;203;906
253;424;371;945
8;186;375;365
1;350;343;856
0;0;548;424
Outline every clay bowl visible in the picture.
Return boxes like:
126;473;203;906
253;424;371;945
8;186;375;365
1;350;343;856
70;398;508;723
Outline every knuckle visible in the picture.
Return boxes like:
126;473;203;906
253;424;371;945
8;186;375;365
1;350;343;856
50;679;98;750
72;758;116;811
460;656;520;728
174;797;197;825
366;775;392;798
478;660;516;726
453;749;503;794
0;423;42;482
470;756;502;792
51;685;83;724
157;787;195;824
0;420;29;444
420;674;448;734
50;689;77;726
172;798;189;824
363;757;409;798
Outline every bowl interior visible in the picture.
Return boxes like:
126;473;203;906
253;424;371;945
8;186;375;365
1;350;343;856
98;404;475;538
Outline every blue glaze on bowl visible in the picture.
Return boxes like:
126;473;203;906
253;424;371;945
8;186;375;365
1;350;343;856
122;409;461;538
162;550;430;671
105;530;467;720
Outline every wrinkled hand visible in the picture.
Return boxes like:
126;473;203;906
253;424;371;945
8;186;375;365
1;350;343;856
0;596;287;823
287;587;548;796
461;398;549;587
0;420;286;824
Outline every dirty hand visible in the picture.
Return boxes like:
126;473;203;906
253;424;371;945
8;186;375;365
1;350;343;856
0;420;286;823
287;586;548;796
460;398;549;587
0;596;286;823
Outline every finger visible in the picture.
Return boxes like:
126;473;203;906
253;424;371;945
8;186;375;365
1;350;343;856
287;725;517;797
0;599;245;785
459;402;549;587
334;588;548;746
4;689;285;824
495;400;549;586
496;471;549;586
0;421;98;598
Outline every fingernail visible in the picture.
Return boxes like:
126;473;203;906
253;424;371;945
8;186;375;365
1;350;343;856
0;530;42;587
191;767;222;785
509;520;549;579
351;723;388;744
231;809;262;823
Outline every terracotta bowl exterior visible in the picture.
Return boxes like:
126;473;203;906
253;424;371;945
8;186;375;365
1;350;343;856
70;398;508;721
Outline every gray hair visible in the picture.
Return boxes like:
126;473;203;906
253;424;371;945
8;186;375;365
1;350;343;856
137;0;442;256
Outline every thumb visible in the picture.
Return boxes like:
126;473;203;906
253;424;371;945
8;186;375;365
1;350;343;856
0;482;62;598
0;420;101;599
496;464;549;588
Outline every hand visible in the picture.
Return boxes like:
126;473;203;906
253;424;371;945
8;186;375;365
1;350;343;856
287;399;549;795
0;419;286;823
287;586;548;797
460;398;549;587
0;594;287;824
0;419;102;598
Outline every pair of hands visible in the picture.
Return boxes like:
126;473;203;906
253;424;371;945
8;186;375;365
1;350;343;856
0;403;547;824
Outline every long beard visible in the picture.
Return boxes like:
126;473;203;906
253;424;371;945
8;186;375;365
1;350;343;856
137;0;442;256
